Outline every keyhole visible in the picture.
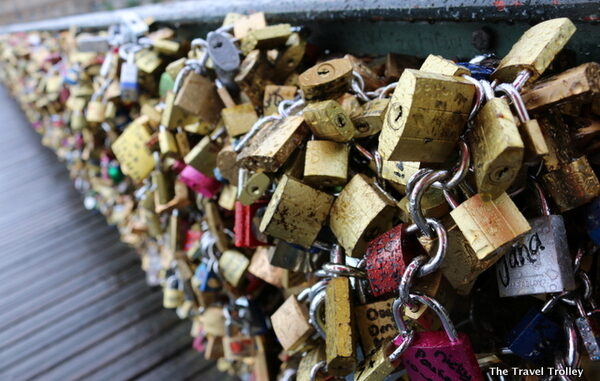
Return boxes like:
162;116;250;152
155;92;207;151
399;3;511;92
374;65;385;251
492;166;511;182
336;114;346;127
287;58;296;67
250;186;261;195
212;41;223;49
317;68;330;76
394;106;403;122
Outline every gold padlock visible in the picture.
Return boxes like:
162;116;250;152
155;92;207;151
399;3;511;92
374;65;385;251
344;54;386;91
235;50;271;108
522;62;600;111
85;100;105;123
158;126;179;158
259;175;334;248
297;346;326;381
325;277;356;376
204;199;230;253
274;33;306;81
175;128;190;157
303;100;355;142
153;170;175;205
304;140;349;187
240;24;292;54
174;71;223;125
151;39;180;56
233;12;267;39
218;249;250;287
354;298;399;356
221;103;259;137
184;135;221;177
111;122;155;182
354;342;400;381
271;295;314;351
263;84;297;115
449;192;531;261
330;174;397;257
469;96;524;201
135;48;162;74
543;156;600;212
378;69;476;163
492;18;576;83
420;54;471;77
381;160;421;192
238;171;270;206
161;90;184;129
237;115;309;172
247;246;285;287
298;58;353;102
351;99;389;139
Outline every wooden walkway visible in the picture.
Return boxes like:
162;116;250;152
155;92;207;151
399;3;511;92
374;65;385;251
0;86;231;381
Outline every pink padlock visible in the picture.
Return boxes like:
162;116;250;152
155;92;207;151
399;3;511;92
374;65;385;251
392;293;484;381
178;164;222;198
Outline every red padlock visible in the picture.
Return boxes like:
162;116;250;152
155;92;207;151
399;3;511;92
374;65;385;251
365;224;425;297
234;200;270;248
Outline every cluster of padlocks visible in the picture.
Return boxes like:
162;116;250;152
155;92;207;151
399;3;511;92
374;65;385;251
2;11;600;380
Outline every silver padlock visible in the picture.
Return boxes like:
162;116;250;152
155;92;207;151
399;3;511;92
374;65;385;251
496;181;575;297
120;45;139;103
76;34;111;53
207;29;240;94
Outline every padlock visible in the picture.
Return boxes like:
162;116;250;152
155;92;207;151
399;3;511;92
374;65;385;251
448;190;531;262
267;240;308;271
161;90;184;129
151;39;180;56
234;200;269;248
354;340;403;381
419;54;471;77
542;156;600;212
234;50;271;108
163;274;185;309
271;295;314;351
238;169;270;206
496;183;575;297
575;298;600;361
506;298;563;364
378;69;476;163
120;49;139;102
221;103;259;137
351;98;389;139
219;249;250;287
303;140;349;187
381;160;421;192
330;174;397;257
240;24;292;54
135;48;162;74
297;345;326;381
175;128;190;157
397;294;484;381
194;259;222;292
233;12;267;39
247;246;286;287
345;54;386;91
152;168;175;206
522;62;600;111
237;115;309;172
303;100;356;142
158;125;179;158
86;92;107;124
299;58;353;102
207;30;241;73
325;276;357;376
178;164;223;199
273;32;306;81
203;199;229;253
492;17;576;84
111;122;155;183
468;81;524;201
364;224;424;297
174;71;223;125
184;134;221;177
259;175;334;248
354;298;400;356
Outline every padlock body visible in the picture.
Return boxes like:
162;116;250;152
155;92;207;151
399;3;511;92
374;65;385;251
496;215;575;297
179;165;222;198
507;308;562;364
120;61;139;102
234;200;269;248
400;331;484;381
575;311;600;361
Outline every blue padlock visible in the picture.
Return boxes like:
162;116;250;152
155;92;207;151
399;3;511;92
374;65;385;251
457;62;494;80
194;259;221;292
585;197;600;245
507;299;563;364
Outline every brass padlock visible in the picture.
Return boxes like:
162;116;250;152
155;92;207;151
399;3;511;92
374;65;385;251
344;54;386;91
135;48;162;74
449;191;531;261
325;277;356;376
469;88;524;201
174;71;223;125
271;295;314;351
235;50;271;108
161;90;184;129
492;18;576;83
522;62;600;111
85;100;105;123
247;246;285;287
260;175;334;247
240;24;292;54
175;128;190;157
218;249;250;287
232;12;267;39
378;69;476;163
303;100;356;142
111;122;155;182
237;115;309;172
354;298;399;356
221;103;259;137
238;171;270;206
543;156;600;212
204;199;230;253
303;140;349;187
420;54;471;77
184;135;221;177
158;125;179;158
381;160;422;193
298;58;353;102
330;174;397;257
351;98;389;139
274;33;306;81
297;345;326;381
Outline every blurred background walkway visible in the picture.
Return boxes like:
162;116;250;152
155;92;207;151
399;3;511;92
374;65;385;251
0;85;226;380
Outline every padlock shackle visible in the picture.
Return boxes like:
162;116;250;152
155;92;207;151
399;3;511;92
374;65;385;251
496;83;531;123
462;75;484;121
480;80;495;102
308;288;327;339
408;169;449;237
531;179;551;216
351;71;370;102
393;292;459;342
